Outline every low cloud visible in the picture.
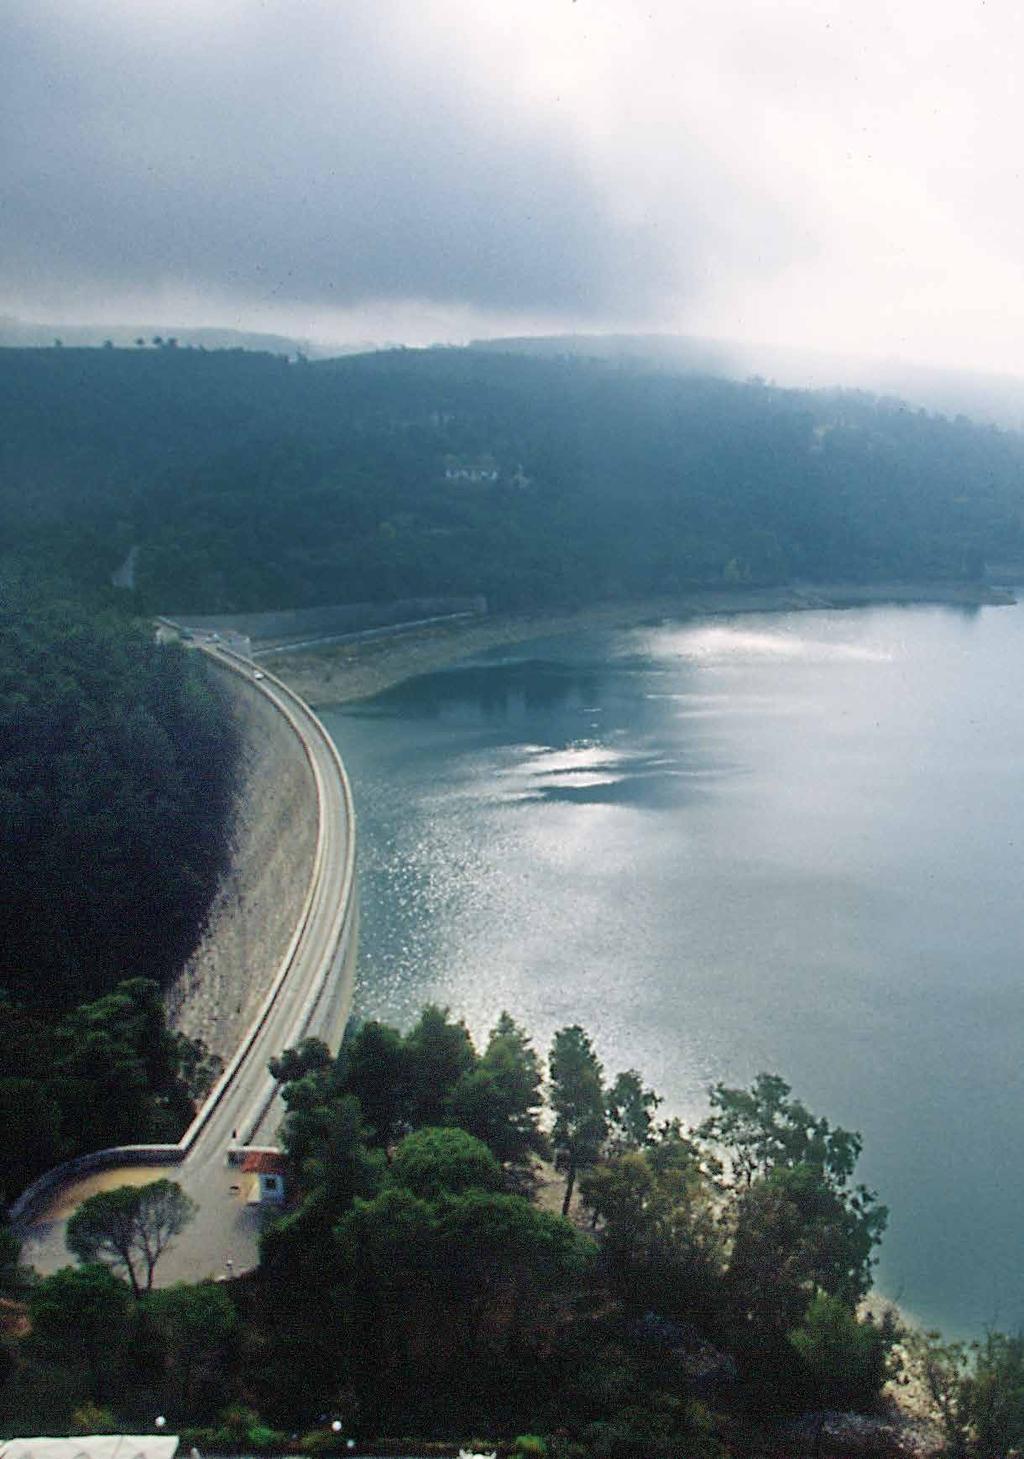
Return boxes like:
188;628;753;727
4;0;1023;372
0;2;709;327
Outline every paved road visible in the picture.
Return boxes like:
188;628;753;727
20;645;357;1284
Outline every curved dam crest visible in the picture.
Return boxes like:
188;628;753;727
16;644;358;1285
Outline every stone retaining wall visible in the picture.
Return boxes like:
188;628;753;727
165;662;319;1060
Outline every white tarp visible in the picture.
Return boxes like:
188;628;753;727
1;1439;178;1459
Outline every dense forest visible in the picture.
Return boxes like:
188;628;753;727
3;344;1024;613
0;590;239;1009
5;1006;1021;1458
0;588;239;1197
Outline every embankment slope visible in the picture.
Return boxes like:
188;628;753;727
166;661;319;1060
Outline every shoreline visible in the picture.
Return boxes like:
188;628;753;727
272;580;1015;707
270;580;980;1443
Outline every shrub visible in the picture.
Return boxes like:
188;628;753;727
789;1293;901;1410
248;1424;286;1452
212;1405;266;1452
71;1402;118;1434
298;1433;350;1456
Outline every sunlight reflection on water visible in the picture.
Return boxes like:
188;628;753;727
324;603;1024;1337
646;623;894;663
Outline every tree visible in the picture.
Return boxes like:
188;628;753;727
269;1035;333;1084
337;1185;438;1294
697;1072;862;1190
175;1034;224;1103
333;1187;437;1415
580;1140;723;1318
340;1020;411;1145
549;1025;608;1216
0;594;238;1194
404;1005;476;1127
280;1086;382;1213
725;1163;886;1338
142;1280;239;1417
0;1218;27;1295
66;1178;197;1296
264;1085;382;1287
56;980;196;1149
335;1182;593;1418
0;1076;64;1201
789;1293;900;1411
389;1126;503;1202
606;1069;661;1152
434;1187;593;1315
695;1077;890;1376
910;1334;1024;1459
28;1263;133;1400
905;1329;970;1457
446;1011;548;1169
960;1330;1024;1458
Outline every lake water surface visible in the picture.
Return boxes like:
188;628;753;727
321;601;1024;1337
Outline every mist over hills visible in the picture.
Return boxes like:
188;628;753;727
3;342;1024;615
8;316;1024;431
471;333;1024;433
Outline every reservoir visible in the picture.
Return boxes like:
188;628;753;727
320;601;1024;1338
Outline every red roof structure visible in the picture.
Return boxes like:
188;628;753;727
241;1151;287;1175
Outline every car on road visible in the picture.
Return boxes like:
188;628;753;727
253;670;265;680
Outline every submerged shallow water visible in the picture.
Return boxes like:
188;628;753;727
321;601;1024;1336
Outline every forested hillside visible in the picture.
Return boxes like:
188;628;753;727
3;344;1024;613
0;589;239;1195
0;591;239;1010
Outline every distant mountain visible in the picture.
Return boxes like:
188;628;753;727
3;343;1023;612
470;333;1024;432
0;315;371;359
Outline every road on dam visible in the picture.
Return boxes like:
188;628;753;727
17;642;357;1284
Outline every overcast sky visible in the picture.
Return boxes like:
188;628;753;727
3;0;1023;371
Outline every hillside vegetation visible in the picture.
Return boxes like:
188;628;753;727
0;591;239;1010
0;589;239;1196
3;345;1024;612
